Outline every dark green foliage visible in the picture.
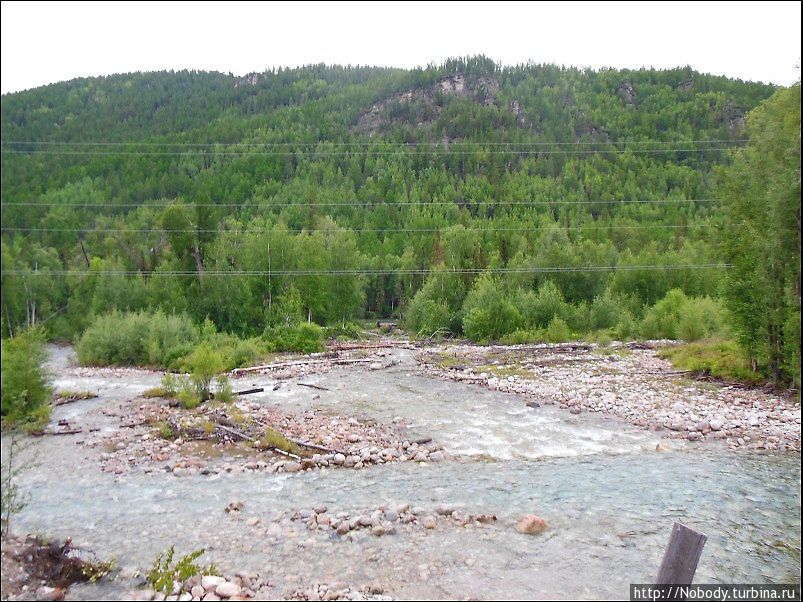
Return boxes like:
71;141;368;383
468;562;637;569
717;84;800;388
264;323;324;353
1;59;791;369
1;329;51;426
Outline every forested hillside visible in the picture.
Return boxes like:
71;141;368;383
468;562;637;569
2;57;793;376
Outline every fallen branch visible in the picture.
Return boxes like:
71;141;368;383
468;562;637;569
328;342;399;351
298;383;330;391
52;397;81;407
231;357;374;374
234;387;264;396
215;423;255;442
269;447;302;460
288;438;341;454
46;428;83;436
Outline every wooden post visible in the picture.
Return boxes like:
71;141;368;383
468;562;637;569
656;522;707;585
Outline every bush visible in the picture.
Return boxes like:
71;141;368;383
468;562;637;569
659;340;763;385
640;289;688;339
589;289;629;330
196;333;269;371
180;343;227;403
515;281;569;329
1;329;51;426
641;290;727;341
403;271;467;336
264;323;324;353
405;299;454;337
461;274;523;341
499;329;543;345
543;316;572;343
614;309;638;341
324;322;364;340
676;297;726;342
147;547;217;594
76;310;198;367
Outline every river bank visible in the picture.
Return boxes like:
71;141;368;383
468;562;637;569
1;341;799;600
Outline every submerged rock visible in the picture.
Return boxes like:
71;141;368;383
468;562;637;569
515;514;548;535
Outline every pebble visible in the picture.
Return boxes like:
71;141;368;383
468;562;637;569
421;343;800;451
215;582;241;598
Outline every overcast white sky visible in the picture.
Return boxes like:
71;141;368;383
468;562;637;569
1;0;800;94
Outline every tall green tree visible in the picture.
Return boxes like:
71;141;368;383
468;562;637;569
718;84;800;386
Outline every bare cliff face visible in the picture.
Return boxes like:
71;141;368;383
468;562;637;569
354;73;524;136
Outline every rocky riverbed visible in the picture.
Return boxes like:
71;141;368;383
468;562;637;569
2;342;800;600
417;342;801;452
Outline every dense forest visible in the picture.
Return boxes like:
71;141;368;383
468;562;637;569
1;57;799;388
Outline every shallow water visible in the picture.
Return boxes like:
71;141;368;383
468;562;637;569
6;346;801;600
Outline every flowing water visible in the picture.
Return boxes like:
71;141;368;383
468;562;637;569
6;346;801;600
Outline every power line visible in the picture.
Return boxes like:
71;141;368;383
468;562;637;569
0;223;724;235
2;264;732;278
0;147;741;157
0;139;748;147
0;198;718;208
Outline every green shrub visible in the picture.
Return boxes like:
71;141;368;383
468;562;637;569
461;274;524;341
213;376;233;403
500;329;543;344
155;421;175;439
198;333;269;370
590;289;628;330
614;309;638;341
515;281;570;329
177;390;201;410
76;310;198;367
1;329;51;426
543;316;572;343
677;297;726;342
562;301;591;333
403;270;467;336
640;289;688;339
160;373;182;397
324;322;364;340
147;547;217;594
405;299;454;337
180;343;227;403
641;290;727;341
659;340;763;384
264;323;324;353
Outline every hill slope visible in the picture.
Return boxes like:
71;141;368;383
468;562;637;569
0;57;777;339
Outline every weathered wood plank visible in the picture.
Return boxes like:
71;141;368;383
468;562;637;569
656;522;707;585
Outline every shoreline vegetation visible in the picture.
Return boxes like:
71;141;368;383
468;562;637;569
3;60;800;408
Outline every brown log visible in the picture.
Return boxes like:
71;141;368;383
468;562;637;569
234;388;264;396
46;428;83;436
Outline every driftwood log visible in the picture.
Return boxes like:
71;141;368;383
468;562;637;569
231;358;373;375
